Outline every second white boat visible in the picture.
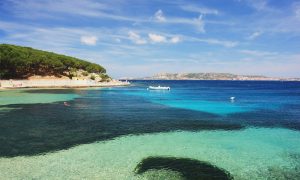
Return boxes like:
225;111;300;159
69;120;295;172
148;85;170;90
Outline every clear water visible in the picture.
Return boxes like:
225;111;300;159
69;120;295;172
0;80;300;179
0;89;79;106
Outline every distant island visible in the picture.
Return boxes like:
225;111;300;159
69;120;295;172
0;44;129;88
139;73;300;81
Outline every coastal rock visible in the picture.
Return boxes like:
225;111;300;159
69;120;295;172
134;156;233;180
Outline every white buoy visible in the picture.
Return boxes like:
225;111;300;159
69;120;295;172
230;97;235;101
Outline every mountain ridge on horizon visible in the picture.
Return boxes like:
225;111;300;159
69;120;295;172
122;72;300;81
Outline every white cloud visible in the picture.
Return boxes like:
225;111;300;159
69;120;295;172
154;9;166;22
80;35;98;45
151;9;207;32
237;0;268;11
181;5;219;15
240;49;278;56
128;31;147;44
170;36;181;43
7;0;222;33
6;0;143;22
249;0;268;11
158;15;206;33
194;15;205;33
188;37;237;47
294;2;300;19
148;33;167;43
204;39;237;47
248;31;262;40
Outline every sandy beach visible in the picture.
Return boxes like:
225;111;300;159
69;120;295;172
0;79;130;89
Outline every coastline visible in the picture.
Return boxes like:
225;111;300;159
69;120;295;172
124;79;300;82
0;79;130;89
138;72;300;81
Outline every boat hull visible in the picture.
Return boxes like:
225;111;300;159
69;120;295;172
148;86;170;90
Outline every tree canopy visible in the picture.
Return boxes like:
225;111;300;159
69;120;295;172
0;44;106;79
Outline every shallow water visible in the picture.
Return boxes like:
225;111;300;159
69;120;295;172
0;89;79;106
0;80;300;179
0;128;299;179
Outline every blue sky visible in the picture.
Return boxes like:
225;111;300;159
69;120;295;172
0;0;300;78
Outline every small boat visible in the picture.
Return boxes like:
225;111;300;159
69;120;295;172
148;85;170;90
230;97;235;101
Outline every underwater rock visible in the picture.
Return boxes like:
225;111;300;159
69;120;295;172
135;156;233;180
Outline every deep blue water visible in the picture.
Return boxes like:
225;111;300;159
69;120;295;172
1;80;300;157
126;80;300;128
1;80;300;179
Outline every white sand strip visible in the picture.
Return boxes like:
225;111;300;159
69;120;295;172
0;79;130;89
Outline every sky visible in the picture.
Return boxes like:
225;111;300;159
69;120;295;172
0;0;300;78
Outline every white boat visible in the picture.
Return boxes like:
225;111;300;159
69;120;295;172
148;85;170;90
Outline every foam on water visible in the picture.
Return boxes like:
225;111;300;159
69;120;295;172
0;128;299;179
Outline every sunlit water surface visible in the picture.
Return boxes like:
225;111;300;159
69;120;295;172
0;80;300;179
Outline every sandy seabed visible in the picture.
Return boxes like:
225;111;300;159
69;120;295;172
0;128;299;180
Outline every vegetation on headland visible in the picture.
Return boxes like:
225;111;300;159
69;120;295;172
0;44;109;81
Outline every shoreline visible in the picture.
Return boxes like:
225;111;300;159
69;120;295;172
126;79;300;82
0;79;130;89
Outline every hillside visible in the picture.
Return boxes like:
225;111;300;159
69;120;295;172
0;44;108;80
143;73;300;81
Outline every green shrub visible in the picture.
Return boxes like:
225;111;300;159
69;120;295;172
99;73;111;82
0;44;106;79
82;71;89;76
90;75;96;80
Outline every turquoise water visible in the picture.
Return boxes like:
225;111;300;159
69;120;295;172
122;81;284;116
0;128;299;179
0;89;79;113
0;89;79;106
125;90;246;115
123;89;252;115
0;81;300;179
152;99;250;115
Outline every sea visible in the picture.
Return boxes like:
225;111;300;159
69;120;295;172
0;80;300;179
